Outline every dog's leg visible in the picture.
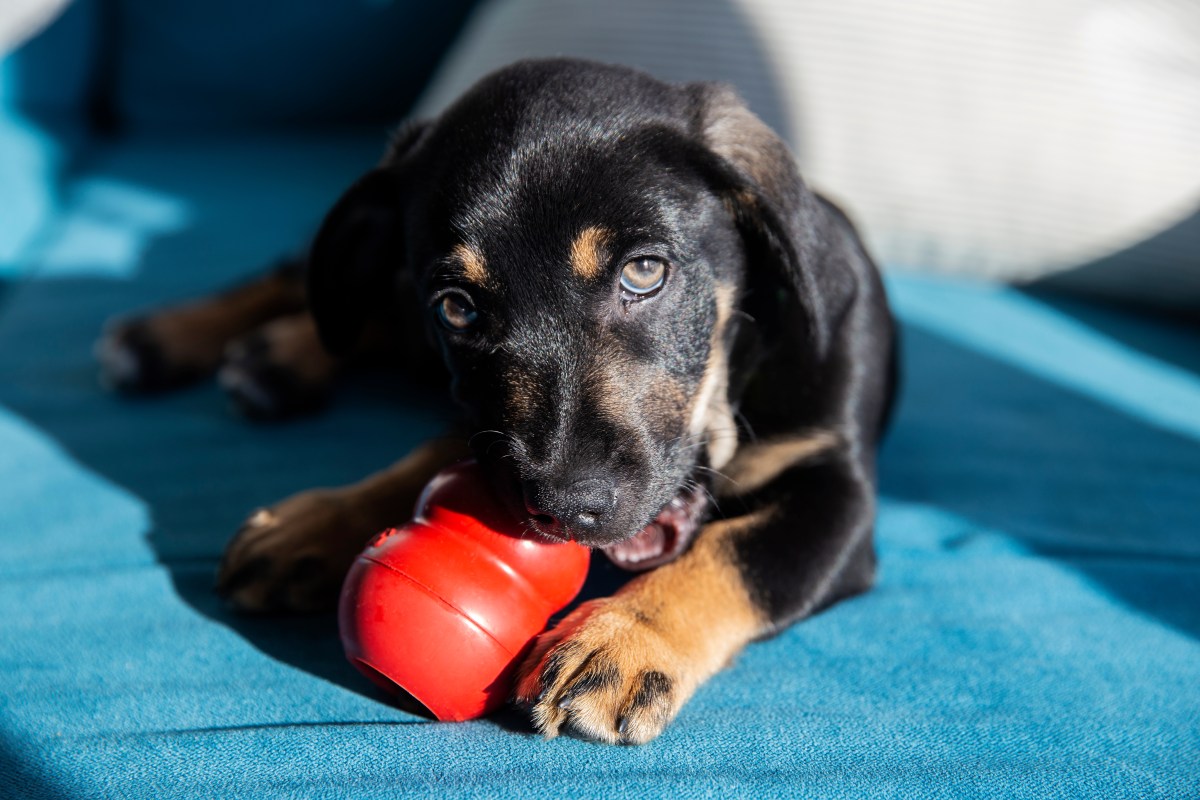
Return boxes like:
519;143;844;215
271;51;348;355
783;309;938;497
216;436;469;613
218;312;339;419
95;259;307;393
515;510;770;744
516;448;874;745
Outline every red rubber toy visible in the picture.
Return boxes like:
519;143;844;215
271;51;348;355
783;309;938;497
338;460;590;721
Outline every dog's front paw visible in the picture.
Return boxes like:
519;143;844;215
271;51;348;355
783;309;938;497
215;490;371;613
515;598;697;745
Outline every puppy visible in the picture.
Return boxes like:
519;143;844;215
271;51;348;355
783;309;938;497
97;59;896;744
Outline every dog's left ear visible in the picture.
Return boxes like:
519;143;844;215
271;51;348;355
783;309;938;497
688;84;858;358
306;168;403;354
307;121;428;355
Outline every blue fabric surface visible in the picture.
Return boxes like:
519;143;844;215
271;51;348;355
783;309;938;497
0;112;66;269
0;2;98;272
110;0;479;129
0;1;98;114
1;130;1198;799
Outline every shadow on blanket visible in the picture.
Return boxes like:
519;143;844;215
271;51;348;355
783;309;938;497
0;733;70;800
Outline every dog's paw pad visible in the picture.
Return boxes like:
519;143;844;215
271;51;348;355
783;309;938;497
515;599;689;745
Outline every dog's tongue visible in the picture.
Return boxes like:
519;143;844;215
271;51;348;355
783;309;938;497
602;486;708;572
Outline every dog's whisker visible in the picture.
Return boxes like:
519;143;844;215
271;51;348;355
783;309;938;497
469;428;527;463
731;308;757;326
467;429;504;448
697;484;723;514
693;464;739;489
733;410;758;442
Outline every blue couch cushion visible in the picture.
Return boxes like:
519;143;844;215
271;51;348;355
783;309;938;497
0;1;100;267
0;132;1197;797
0;1;99;115
110;0;479;129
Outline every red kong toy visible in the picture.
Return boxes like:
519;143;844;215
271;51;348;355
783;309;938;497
338;460;590;721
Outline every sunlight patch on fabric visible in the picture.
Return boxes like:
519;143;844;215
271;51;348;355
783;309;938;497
888;273;1200;443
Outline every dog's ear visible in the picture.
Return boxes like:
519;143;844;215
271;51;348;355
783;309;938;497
306;122;427;354
689;84;857;358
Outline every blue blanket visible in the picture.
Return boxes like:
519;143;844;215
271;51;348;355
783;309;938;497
1;130;1197;799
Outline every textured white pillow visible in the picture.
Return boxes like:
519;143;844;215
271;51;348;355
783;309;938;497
417;0;1200;305
0;0;68;53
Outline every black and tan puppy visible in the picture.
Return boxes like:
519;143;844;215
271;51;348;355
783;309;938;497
96;59;896;744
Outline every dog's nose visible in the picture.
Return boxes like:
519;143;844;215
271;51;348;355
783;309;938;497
522;477;618;538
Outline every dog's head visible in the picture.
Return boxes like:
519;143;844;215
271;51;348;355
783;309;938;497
307;60;852;567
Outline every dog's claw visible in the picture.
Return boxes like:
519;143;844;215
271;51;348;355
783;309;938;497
516;599;691;745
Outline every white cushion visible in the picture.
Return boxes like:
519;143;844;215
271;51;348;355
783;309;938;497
418;0;1200;305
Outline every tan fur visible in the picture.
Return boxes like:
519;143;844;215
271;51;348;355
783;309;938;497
218;437;469;612
451;243;489;285
238;313;337;384
114;270;306;374
569;226;612;281
702;85;795;201
516;507;773;744
589;350;634;428
507;333;689;451
688;283;738;470
247;508;278;528
714;431;841;497
352;437;472;520
591;343;688;440
504;363;540;425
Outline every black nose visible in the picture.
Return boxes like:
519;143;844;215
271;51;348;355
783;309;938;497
522;477;618;537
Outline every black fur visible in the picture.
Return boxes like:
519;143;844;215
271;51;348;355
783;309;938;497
309;59;894;646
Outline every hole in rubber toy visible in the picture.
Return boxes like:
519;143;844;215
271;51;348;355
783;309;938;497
353;658;435;719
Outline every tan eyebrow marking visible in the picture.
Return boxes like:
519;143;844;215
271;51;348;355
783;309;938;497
569;226;613;281
451;243;488;285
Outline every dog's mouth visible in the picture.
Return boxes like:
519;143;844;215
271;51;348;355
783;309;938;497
601;482;710;572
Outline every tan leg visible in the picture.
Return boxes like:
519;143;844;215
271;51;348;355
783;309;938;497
95;262;307;392
218;313;339;419
216;437;470;613
514;508;774;744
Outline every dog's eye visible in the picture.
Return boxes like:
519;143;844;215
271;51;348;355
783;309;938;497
436;292;478;331
619;257;667;298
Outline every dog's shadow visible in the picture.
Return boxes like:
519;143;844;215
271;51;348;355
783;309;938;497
130;367;635;710
128;361;639;716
